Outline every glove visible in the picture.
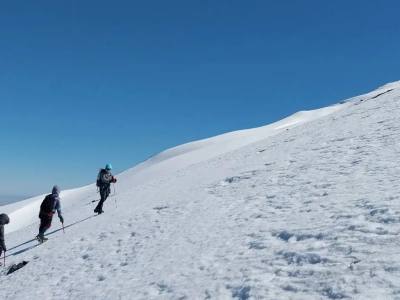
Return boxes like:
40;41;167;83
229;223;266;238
59;216;64;224
112;177;117;183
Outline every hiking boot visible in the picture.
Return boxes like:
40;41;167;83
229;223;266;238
36;235;48;243
94;208;104;214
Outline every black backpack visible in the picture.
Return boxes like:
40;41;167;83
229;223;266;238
40;195;55;214
96;169;105;187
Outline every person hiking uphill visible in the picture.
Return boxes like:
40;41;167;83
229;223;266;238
94;164;117;214
0;213;10;260
36;185;64;243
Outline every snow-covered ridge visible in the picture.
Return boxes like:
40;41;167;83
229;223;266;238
376;79;400;90
342;80;399;104
129;80;400;173
3;81;399;235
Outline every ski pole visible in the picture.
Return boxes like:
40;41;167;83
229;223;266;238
3;252;5;267
113;183;117;208
62;222;65;234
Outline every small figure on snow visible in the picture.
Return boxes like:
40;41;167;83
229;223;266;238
0;213;10;258
94;164;117;214
36;185;64;243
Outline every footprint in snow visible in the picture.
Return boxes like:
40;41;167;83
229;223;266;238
227;285;251;300
153;206;169;212
156;282;173;294
277;251;328;265
97;275;106;281
321;287;347;299
98;232;107;241
281;285;299;293
248;241;267;250
274;230;325;242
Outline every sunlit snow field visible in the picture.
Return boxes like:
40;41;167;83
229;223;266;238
1;81;400;299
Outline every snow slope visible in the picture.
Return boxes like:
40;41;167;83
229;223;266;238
1;81;400;299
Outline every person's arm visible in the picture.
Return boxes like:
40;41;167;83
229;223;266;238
54;198;64;223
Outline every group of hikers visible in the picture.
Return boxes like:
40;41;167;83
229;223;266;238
0;164;117;259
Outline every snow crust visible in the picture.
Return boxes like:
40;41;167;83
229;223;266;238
1;81;400;299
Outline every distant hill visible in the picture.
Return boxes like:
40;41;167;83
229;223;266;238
0;195;31;206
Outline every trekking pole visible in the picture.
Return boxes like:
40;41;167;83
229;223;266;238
113;183;117;208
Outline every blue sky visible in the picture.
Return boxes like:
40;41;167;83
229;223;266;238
1;0;399;198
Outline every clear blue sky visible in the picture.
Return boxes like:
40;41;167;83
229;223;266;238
1;0;399;198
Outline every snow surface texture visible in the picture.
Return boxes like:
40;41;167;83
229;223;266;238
1;81;400;299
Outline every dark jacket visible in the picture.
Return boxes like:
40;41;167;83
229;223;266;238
40;187;62;218
0;213;10;251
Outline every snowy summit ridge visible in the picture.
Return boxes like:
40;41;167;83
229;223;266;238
1;81;400;299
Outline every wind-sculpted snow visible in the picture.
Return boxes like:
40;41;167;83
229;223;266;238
1;81;400;299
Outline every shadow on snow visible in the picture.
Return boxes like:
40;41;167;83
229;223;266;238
6;215;96;258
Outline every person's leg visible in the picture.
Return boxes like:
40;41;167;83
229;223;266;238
38;216;52;239
38;217;46;237
98;189;106;212
95;188;106;213
105;187;110;200
100;187;111;212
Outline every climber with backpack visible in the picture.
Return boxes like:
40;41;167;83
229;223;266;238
0;213;10;260
36;185;64;243
94;164;117;214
